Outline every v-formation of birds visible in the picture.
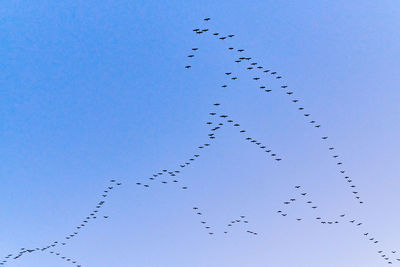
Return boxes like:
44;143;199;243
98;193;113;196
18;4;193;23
2;17;398;266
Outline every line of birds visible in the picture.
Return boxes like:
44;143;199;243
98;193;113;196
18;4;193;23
47;250;82;267
224;216;255;236
192;207;257;236
0;180;122;266
211;110;282;161
279;186;361;225
276;185;400;264
184;17;398;265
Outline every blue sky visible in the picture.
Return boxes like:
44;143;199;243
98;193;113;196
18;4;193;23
1;1;400;266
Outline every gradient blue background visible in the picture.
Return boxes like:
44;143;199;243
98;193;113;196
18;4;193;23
1;1;400;266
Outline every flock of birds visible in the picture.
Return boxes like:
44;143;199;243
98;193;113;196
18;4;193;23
2;17;397;266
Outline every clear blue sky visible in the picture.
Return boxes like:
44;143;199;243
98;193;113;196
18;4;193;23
1;1;400;266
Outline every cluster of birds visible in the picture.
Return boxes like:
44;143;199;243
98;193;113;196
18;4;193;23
0;180;122;266
182;17;399;264
192;207;257;236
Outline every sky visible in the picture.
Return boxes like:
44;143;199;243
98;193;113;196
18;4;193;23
1;1;400;266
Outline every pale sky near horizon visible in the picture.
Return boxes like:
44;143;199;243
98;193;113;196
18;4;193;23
1;1;400;266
